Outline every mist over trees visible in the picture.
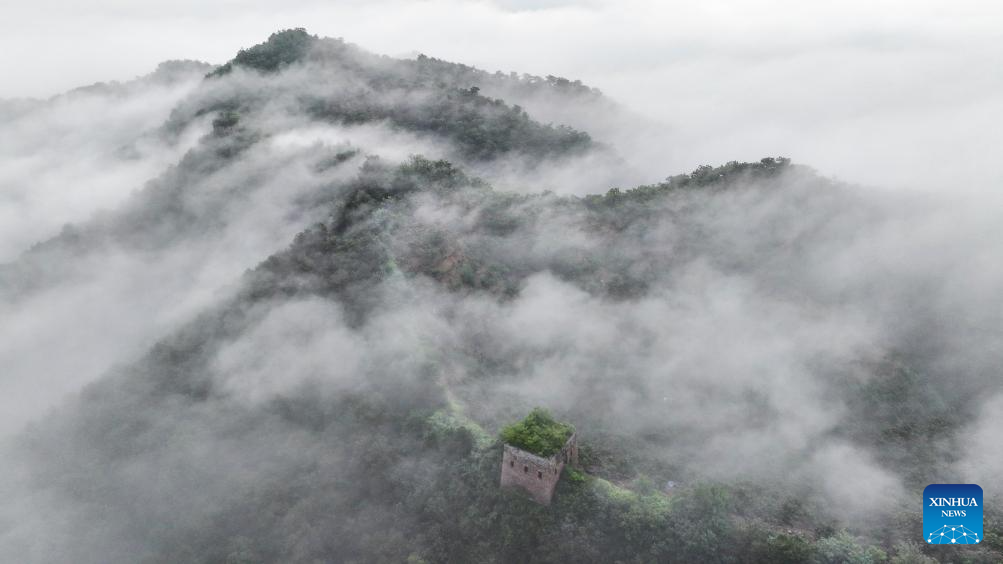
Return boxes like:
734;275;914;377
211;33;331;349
0;28;1000;564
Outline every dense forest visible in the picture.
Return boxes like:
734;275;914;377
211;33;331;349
0;29;999;564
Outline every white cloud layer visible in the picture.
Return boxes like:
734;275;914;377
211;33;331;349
0;7;1000;558
2;0;1003;191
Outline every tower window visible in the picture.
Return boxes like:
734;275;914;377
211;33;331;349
510;460;514;467
537;471;543;479
524;466;528;473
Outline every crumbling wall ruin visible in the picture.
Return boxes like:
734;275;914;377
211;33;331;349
500;433;577;505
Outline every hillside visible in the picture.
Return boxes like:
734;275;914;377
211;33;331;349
0;29;1000;564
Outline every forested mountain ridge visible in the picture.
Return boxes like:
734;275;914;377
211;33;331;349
168;28;596;160
0;29;1000;564
0;29;603;301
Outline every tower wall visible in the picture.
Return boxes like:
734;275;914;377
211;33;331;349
499;433;577;505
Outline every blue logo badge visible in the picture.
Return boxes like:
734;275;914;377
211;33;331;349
924;484;983;545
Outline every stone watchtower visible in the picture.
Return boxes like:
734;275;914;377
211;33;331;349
499;409;578;505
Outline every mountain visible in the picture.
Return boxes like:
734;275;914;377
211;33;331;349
0;29;999;564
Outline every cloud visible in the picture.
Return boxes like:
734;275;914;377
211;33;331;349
959;395;1003;500
0;12;1002;560
0;87;383;436
0;70;206;261
211;298;366;405
3;1;1003;190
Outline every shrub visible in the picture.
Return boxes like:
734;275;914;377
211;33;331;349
500;408;574;457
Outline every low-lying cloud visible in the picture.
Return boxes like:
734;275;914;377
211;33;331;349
4;1;1003;191
0;19;1001;562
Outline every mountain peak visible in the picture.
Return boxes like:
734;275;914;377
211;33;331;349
209;28;320;77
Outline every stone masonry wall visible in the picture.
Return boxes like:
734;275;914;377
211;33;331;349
499;433;577;505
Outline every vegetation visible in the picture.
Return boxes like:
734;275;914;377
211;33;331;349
583;157;794;210
202;152;1003;562
304;85;591;161
500;408;574;457
169;28;595;161
5;28;1000;564
13;141;1001;561
208;28;317;77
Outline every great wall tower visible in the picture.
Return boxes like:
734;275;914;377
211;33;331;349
499;409;578;505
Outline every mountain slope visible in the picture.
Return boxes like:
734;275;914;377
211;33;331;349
0;29;1000;564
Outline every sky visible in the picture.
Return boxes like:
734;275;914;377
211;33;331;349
2;0;1002;191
